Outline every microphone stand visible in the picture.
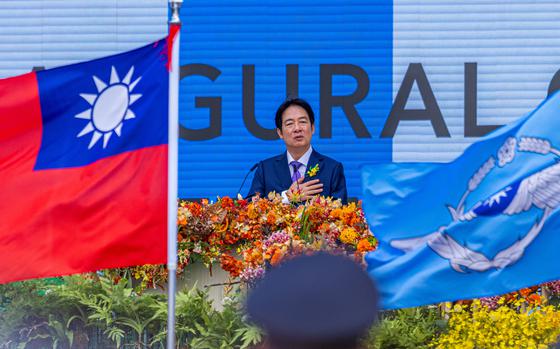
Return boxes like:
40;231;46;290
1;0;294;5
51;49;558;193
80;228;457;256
237;163;258;197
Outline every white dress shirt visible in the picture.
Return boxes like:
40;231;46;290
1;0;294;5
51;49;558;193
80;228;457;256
287;146;313;180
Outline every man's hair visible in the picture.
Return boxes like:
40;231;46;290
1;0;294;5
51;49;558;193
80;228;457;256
275;98;315;130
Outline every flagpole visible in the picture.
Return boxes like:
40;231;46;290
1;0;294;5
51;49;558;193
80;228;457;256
167;1;182;349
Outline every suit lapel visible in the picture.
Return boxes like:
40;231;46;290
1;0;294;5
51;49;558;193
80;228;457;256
304;149;323;181
275;152;293;189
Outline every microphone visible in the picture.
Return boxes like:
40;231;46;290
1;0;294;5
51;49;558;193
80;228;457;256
237;163;259;197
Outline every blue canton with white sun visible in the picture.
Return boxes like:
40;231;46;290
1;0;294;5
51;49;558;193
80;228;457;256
34;40;168;170
75;66;143;150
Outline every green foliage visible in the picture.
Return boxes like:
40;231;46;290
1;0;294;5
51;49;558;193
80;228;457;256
150;286;261;349
365;307;445;349
0;278;84;348
188;296;262;349
4;274;559;349
2;275;448;349
0;275;260;349
56;275;164;348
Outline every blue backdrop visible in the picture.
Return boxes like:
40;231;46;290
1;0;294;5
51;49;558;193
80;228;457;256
178;1;393;199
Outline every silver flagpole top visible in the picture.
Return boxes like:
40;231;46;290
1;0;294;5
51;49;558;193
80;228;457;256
169;0;183;24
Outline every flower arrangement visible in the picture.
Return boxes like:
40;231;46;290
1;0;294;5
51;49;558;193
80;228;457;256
127;193;376;289
433;298;560;348
212;194;376;284
431;282;560;348
452;281;560;311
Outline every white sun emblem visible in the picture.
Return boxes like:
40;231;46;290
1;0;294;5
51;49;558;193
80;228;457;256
75;66;142;149
483;186;511;207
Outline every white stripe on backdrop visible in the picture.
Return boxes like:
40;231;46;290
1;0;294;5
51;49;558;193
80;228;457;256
392;0;560;162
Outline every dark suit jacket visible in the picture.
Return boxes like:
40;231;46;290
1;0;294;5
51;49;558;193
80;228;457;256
247;149;348;204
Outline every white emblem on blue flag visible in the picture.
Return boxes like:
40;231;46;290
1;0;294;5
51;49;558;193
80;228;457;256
390;136;560;273
75;66;142;149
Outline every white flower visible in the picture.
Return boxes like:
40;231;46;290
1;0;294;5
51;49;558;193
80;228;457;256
498;137;516;167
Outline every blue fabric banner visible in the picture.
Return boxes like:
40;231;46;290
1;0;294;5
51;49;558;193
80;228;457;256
363;92;560;309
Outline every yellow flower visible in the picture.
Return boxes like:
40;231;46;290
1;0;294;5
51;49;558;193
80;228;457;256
339;228;358;244
306;163;319;177
431;302;560;348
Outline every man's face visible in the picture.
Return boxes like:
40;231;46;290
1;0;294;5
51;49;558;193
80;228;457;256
277;105;315;151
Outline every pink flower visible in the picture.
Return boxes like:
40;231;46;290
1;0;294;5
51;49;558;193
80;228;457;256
479;295;501;310
240;266;265;287
264;231;290;248
544;280;560;295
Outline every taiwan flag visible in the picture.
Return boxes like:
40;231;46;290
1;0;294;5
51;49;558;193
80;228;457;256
0;39;169;284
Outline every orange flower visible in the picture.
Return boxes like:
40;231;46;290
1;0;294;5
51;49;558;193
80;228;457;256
454;299;473;306
519;288;532;299
247;206;258;219
220;254;244;278
505;292;518;303
217;218;229;233
258;200;269;211
527;293;542;305
188;202;202;217
270;249;284;266
266;212;276;225
224;232;238;245
244;247;264;266
329;208;343;220
349;216;362;226
357;239;374;253
317;222;330;234
221;196;234;209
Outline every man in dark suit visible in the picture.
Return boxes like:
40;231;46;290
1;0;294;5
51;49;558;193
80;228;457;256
248;98;348;204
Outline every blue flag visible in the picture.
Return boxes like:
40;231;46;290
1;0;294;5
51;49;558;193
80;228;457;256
363;92;560;309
